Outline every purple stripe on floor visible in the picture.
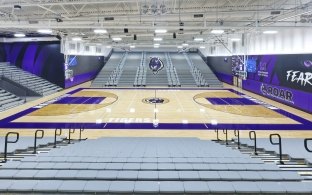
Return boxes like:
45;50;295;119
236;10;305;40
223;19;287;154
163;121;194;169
207;98;258;105
54;97;105;104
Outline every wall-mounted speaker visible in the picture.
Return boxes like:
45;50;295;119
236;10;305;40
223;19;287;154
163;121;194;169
124;28;128;33
56;34;62;40
173;32;176;39
134;34;137;40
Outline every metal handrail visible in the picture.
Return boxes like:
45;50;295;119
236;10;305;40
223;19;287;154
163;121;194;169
304;138;312;152
234;130;240;149
54;128;62;148
223;129;228;145
270;133;284;164
249;131;258;155
79;126;85;141
33;130;44;154
214;129;219;142
3;132;19;162
68;128;75;144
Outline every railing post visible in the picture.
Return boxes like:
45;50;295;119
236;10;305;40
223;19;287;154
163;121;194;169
223;129;228;145
54;128;62;148
304;138;312;152
33;130;44;154
214;129;219;142
68;128;75;144
79;125;84;141
249;131;258;155
269;134;284;164
3;132;19;162
234;130;240;149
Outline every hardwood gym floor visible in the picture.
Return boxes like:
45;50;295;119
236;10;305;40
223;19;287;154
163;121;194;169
0;82;311;139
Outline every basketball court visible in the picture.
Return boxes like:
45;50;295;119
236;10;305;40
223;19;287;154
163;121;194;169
1;86;311;133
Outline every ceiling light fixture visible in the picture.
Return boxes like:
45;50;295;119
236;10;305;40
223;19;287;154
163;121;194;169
199;46;206;49
194;38;204;41
112;37;122;41
130;45;135;48
14;33;26;37
177;46;183;49
182;43;189;46
153;37;163;41
94;29;107;34
231;38;241;41
263;30;278;34
37;29;52;34
72;37;82;41
155;29;167;33
211;29;224;34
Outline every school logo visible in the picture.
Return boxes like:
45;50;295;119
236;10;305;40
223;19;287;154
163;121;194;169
303;60;312;68
142;97;169;105
260;84;294;104
149;57;164;74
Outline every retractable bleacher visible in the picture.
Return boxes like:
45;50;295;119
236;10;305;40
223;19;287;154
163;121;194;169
0;62;62;96
0;88;24;111
0;137;310;194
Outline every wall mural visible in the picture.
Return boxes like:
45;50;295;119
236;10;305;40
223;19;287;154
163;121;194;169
241;54;312;113
0;41;65;87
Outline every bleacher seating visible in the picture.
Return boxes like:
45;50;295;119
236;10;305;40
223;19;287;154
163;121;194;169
118;52;141;87
0;62;62;96
238;138;312;164
134;52;147;87
0;88;24;111
92;52;223;88
165;53;181;87
188;53;223;88
91;53;125;87
0;137;310;194
105;52;128;86
169;53;198;87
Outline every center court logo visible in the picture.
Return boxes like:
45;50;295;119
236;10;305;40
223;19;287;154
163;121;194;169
142;97;169;104
260;84;294;104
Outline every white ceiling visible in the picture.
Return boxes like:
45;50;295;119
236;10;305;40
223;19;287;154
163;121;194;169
0;0;312;48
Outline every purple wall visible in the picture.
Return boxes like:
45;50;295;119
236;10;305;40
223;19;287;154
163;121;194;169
243;79;312;113
201;52;312;113
0;41;65;87
242;54;312;113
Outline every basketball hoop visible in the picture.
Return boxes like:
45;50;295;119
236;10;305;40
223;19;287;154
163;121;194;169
237;71;247;80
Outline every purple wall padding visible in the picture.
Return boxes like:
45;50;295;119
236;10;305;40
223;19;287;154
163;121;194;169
243;79;312;113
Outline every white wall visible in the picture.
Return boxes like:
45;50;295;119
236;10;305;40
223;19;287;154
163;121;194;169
200;28;312;56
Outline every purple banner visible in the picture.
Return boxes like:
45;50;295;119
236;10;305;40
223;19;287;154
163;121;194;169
243;79;312;113
214;72;233;85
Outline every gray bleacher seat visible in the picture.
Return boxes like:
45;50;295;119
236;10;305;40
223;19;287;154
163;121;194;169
0;137;309;194
0;63;62;96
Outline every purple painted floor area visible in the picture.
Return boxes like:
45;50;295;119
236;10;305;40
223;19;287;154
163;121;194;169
206;98;258;105
54;97;105;104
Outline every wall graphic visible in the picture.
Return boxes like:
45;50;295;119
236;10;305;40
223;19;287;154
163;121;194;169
0;41;65;87
241;54;312;113
64;55;105;88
